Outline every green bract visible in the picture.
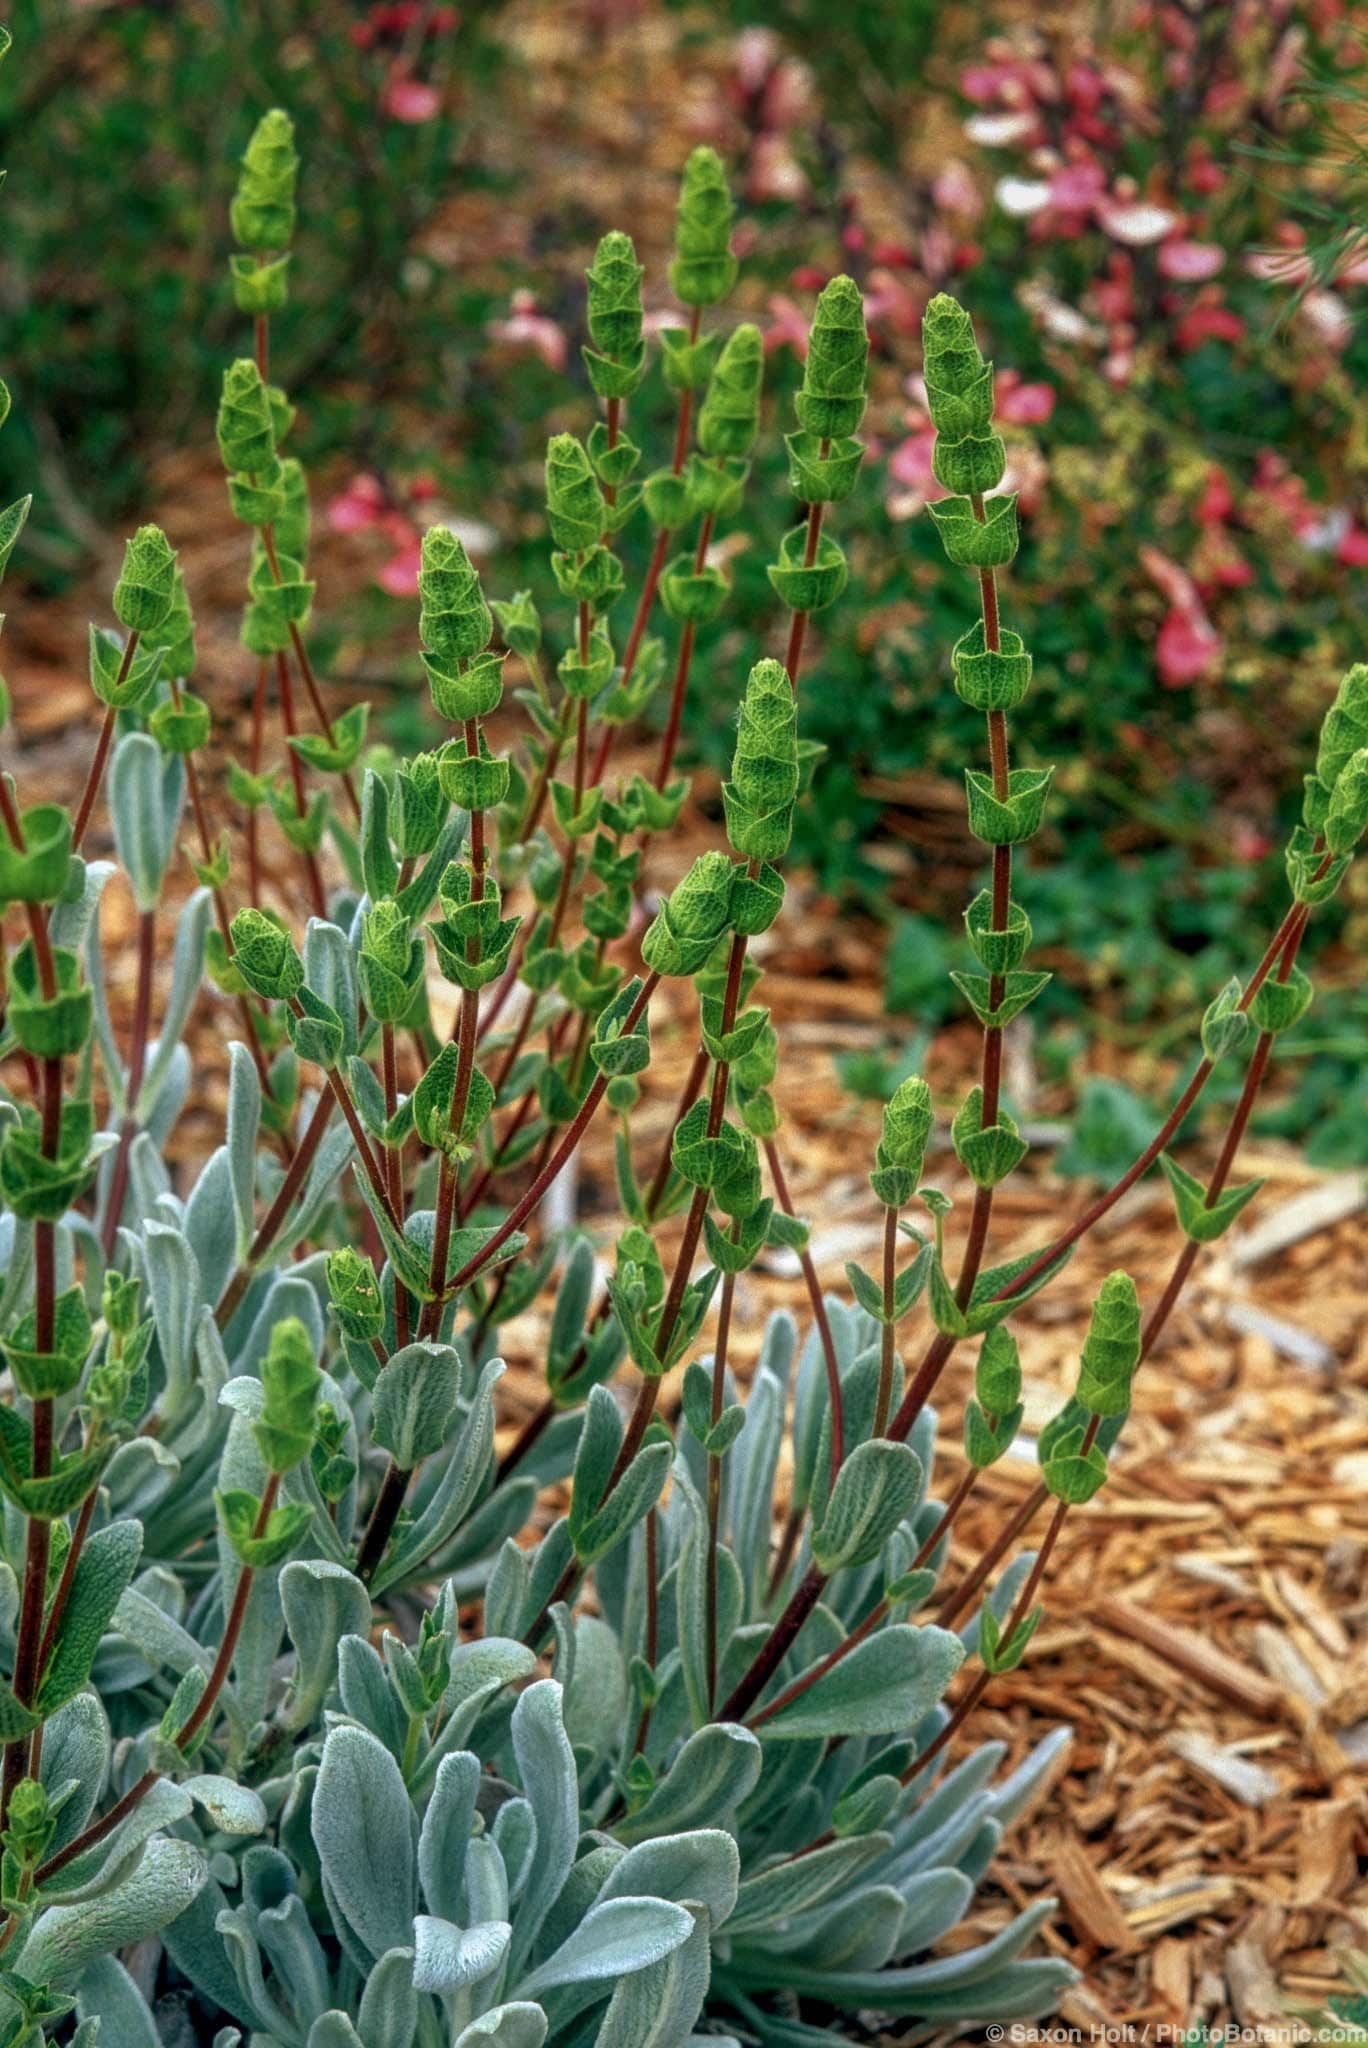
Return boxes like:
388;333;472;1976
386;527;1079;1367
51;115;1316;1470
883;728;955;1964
721;656;798;861
217;357;278;476
112;523;178;634
584;228;646;397
641;850;735;976
545;432;607;553
795;274;869;443
231;107;299;252
698;321;763;459
419;524;494;672
669;144;737;306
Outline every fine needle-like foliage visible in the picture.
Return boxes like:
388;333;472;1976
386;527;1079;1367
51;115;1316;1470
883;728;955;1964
0;52;1363;2048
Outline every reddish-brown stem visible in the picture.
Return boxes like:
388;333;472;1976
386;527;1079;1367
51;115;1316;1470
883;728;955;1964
35;1483;98;1688
444;977;659;1304
71;707;117;853
215;1086;335;1329
782;497;825;688
606;926;747;1493
705;1257;738;1712
381;1023;410;1351
494;1395;555;1487
522;1554;585;1655
937;1482;1045;1631
246;656;269;905
72;633;139;850
35;1479;279;1884
4;1028;62;1820
643;1047;708;1220
875;1202;898;1437
748;1464;979;1732
354;1454;413;1585
630;1507;661;1756
718;1559;827;1724
275;651;327;920
100;907;156;1257
421;737;487;1335
651;510;716;797
764;1136;843;1482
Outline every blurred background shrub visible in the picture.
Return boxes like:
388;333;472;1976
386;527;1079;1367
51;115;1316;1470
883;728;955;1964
3;0;1366;1152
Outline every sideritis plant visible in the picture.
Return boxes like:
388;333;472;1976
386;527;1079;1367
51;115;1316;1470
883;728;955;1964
0;50;1363;2045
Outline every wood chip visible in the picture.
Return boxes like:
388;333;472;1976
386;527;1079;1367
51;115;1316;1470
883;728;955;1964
1294;1800;1360;1906
1048;1834;1137;1953
1168;1730;1283;1807
1093;1598;1285;1717
1231;1173;1366;1267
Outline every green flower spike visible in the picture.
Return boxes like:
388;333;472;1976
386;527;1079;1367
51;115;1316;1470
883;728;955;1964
795;276;869;443
230;108;299;253
584;230;646;399
418;526;506;723
327;1247;385;1342
545;433;607;554
1314;663;1368;797
112;525;178;636
669;145;738;307
145;565;197;681
722;658;798;863
1076;1271;1141;1418
252;1315;322;1475
1325;745;1368;855
217;359;279;478
698;322;764;460
229;907;305;1001
641;849;736;977
870;1074;934;1207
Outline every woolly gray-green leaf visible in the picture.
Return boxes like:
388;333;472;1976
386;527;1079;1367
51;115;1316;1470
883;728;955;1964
20;1836;207;1982
757;1623;964;1743
515;1895;695;1997
312;1723;416;1960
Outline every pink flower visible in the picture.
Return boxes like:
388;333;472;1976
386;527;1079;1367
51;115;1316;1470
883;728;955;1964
932;159;983;219
888;428;938;490
748;133;808;205
1173;296;1245;350
764;293;812;357
1156;606;1221;687
486;290;567;372
1048;159;1106;212
1231;821;1273;863
1142;544;1221;686
1186;145;1225;195
327;474;386;535
1197;468;1234;527
995;370;1055;424
735;26;780;93
1158;237;1225;282
1065;61;1104;113
377;540;423;598
1337;525;1368;566
381;74;442;123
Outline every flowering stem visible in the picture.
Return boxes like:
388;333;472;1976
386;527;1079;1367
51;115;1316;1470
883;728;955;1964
763;1136;843;1483
72;631;139;850
99;906;156;1257
274;650;327;920
215;1085;335;1329
883;881;1324;1450
705;1239;739;1711
35;1477;280;1886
